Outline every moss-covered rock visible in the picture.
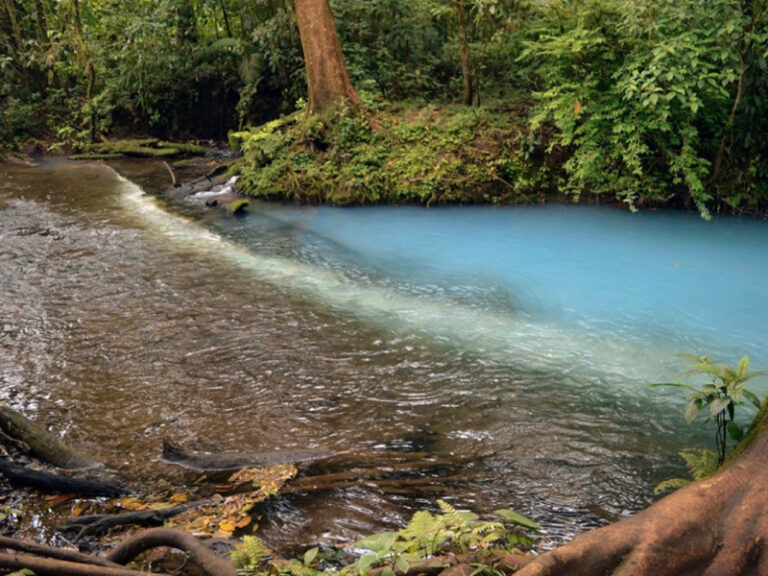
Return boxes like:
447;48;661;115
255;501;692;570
228;198;250;215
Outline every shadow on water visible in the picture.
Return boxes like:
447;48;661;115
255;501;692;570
1;159;767;548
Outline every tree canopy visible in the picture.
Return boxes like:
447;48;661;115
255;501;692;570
1;0;767;213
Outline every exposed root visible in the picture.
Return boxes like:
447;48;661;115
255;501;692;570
107;527;237;576
516;428;768;576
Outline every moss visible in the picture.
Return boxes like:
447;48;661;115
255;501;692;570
158;141;207;155
235;102;549;206
228;198;250;215
68;153;125;160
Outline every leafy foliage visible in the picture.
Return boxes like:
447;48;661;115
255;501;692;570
232;536;274;573
231;500;539;576
346;500;538;576
521;0;768;215
653;355;765;466
2;0;768;214
237;103;548;205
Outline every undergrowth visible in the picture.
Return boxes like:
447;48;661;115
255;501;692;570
233;102;552;206
231;500;540;576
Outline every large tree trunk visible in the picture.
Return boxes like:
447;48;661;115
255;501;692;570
71;0;97;142
293;0;362;115
516;406;768;576
455;1;476;106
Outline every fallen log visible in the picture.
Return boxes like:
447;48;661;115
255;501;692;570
0;405;97;470
0;458;127;497
161;438;332;472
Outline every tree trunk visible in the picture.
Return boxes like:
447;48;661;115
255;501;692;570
71;0;97;142
516;405;768;576
293;0;362;115
1;0;24;57
33;0;48;45
455;1;475;106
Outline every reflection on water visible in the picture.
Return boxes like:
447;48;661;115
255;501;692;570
1;159;767;548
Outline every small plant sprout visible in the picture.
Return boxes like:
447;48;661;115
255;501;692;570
652;355;765;466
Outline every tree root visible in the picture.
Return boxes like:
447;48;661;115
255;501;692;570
0;536;122;568
0;551;175;576
107;527;237;576
515;423;768;576
0;528;235;576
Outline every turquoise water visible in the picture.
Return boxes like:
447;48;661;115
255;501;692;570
213;202;768;388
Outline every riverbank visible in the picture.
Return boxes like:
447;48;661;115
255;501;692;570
231;101;555;207
5;100;768;217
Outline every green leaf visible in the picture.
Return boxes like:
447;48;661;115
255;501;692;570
304;547;319;566
357;554;379;576
743;389;762;409
493;509;541;531
654;477;690;495
727;421;744;442
684;401;702;424
355;532;399;554
709;398;731;418
737;356;750;376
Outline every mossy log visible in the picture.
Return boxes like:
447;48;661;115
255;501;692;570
0;405;97;470
70;139;208;160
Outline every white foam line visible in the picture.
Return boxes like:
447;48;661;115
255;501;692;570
114;172;676;388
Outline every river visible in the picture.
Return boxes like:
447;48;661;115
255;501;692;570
1;159;767;548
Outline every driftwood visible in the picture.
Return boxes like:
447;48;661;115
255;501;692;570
0;405;97;470
161;438;333;472
163;161;180;187
0;458;126;497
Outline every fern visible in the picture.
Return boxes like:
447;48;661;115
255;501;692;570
654;449;720;495
231;536;272;572
680;449;719;480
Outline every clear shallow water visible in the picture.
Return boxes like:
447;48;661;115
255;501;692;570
2;159;768;548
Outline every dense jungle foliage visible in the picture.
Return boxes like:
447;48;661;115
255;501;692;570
1;0;767;213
